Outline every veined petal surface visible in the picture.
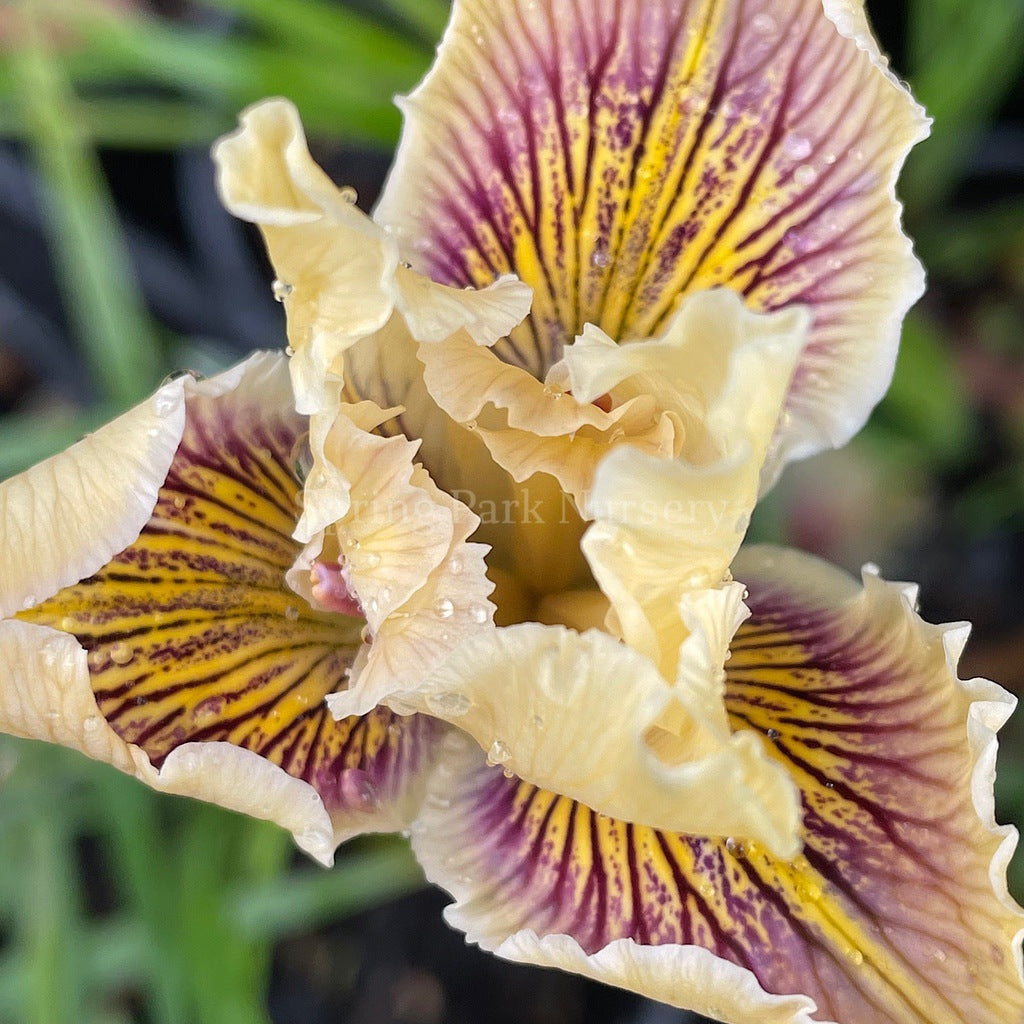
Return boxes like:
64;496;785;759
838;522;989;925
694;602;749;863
376;0;929;481
10;354;442;861
412;548;1024;1024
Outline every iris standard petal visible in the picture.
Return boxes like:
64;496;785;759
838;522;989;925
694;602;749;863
10;353;443;860
410;548;1024;1024
375;0;928;483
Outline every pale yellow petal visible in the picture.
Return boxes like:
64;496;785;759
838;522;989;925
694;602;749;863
394;268;532;346
343;466;496;717
213;98;398;414
491;934;821;1024
581;296;807;670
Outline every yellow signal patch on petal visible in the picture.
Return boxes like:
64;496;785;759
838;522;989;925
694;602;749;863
377;0;928;483
410;549;1024;1024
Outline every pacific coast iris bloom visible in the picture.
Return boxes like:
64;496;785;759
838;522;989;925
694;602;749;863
1;2;1022;1023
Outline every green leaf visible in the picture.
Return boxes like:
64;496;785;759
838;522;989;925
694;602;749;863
9;2;161;407
905;0;1024;212
0;405;119;482
198;0;432;74
869;309;974;466
229;839;424;939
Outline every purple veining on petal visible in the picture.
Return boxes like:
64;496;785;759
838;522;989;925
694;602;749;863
381;0;926;463
423;555;1020;1023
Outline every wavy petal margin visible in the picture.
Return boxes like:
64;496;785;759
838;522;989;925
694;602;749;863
411;548;1024;1024
375;0;929;483
7;354;443;862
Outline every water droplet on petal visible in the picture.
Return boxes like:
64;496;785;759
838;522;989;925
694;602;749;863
751;12;776;34
783;134;812;161
435;598;454;620
289;434;313;484
172;495;187;511
425;691;472;718
363;551;382;569
794;164;817;187
109;643;134;666
449;557;463;575
338;768;378;809
338;186;358;204
766;728;780;741
83;715;101;732
470;604;489;625
725;837;747;857
486;739;511;768
272;279;293;302
160;369;201;388
284;605;300;622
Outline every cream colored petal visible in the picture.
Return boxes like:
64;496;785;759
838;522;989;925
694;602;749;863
417;329;608;433
0;620;337;865
313;413;454;628
339;466;495;718
409;546;1024;1024
580;448;751;671
492;934;822;1024
294;396;402;544
417;328;681;506
215;99;533;417
565;290;811;473
411;732;823;1023
213;98;398;414
0;378;185;620
380;623;800;856
295;408;495;719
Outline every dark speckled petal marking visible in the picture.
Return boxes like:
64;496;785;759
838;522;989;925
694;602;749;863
412;548;1024;1024
22;372;439;823
377;0;928;472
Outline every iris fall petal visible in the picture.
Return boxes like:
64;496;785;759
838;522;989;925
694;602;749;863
7;353;444;861
410;547;1024;1024
376;0;929;484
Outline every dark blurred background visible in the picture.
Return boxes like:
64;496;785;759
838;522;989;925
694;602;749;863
0;1;1021;1022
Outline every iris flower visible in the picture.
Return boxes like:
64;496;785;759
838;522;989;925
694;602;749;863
1;1;1022;1022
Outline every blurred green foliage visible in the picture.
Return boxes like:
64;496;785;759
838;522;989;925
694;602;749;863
0;0;1021;1020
